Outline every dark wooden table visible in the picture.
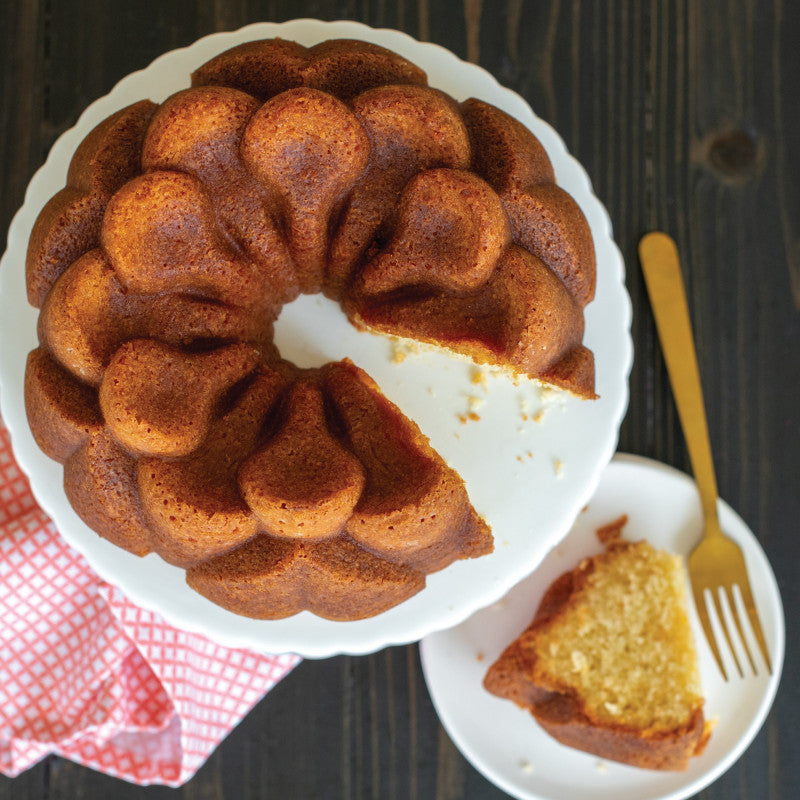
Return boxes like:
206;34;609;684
1;1;797;798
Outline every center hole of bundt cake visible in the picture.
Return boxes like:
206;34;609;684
272;294;367;369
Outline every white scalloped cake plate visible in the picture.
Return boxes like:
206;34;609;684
420;454;785;800
0;19;631;657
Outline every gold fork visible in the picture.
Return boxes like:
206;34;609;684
638;231;772;680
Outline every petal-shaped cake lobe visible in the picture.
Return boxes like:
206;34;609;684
490;247;588;377
241;87;370;293
64;430;152;557
239;380;365;540
187;535;426;621
142;86;261;178
137;369;285;568
301;39;428;99
26;100;157;307
504;184;596;308
355;169;510;295
323;361;492;572
540;345;596;398
190;38;310;99
191;38;427;102
327;85;471;296
460;98;555;193
101;171;273;307
142;87;299;305
38;249;127;385
99;340;260;458
25;347;103;463
36;248;172;387
489;246;595;397
38;248;277;387
460;98;595;308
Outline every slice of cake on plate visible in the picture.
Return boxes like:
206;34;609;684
484;519;711;770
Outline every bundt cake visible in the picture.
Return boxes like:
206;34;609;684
24;37;597;620
484;526;710;770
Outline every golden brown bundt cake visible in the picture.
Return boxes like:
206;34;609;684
24;37;597;620
484;530;710;770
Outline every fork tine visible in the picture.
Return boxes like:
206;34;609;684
692;583;728;681
723;585;757;675
710;586;743;678
736;580;773;674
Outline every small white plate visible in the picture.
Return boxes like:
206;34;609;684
420;454;785;800
0;19;631;657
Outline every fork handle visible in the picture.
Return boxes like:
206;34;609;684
639;232;721;532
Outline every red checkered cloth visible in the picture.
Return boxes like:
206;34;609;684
0;416;300;785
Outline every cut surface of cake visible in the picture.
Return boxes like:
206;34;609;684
484;527;709;770
24;37;597;620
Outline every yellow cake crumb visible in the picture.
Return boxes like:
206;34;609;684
531;541;703;731
466;394;483;412
470;367;488;389
388;338;423;364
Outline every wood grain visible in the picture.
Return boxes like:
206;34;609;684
1;2;797;799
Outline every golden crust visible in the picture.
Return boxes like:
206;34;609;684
191;38;428;101
26;100;157;307
24;347;103;463
187;534;427;621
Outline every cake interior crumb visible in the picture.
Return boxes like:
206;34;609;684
525;541;703;732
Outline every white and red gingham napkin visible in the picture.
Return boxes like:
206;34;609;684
0;415;300;786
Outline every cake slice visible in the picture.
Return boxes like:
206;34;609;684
484;524;711;770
